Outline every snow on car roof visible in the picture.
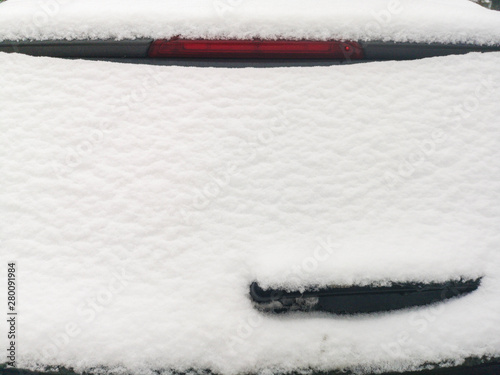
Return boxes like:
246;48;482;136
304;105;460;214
0;0;500;44
1;50;500;374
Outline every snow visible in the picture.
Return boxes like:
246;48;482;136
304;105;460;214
0;0;500;45
1;51;500;374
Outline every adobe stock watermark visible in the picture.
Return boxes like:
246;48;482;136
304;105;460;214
50;67;167;179
381;283;469;359
225;236;337;355
381;75;495;191
213;0;244;18
178;110;293;225
36;267;131;359
381;130;447;190
382;302;446;358
365;0;403;35
6;262;18;368
9;0;71;47
278;236;338;287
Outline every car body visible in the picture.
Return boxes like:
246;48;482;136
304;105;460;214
1;1;500;375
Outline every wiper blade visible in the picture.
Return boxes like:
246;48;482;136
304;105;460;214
250;278;481;314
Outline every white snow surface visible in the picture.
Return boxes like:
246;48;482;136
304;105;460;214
1;51;500;374
1;0;500;44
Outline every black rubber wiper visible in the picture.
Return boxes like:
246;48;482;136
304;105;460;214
250;278;481;314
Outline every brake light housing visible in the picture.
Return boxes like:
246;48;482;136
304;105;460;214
148;38;364;60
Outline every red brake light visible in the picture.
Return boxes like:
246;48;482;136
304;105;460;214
148;39;363;59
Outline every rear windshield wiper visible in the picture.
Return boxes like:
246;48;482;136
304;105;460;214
250;278;481;314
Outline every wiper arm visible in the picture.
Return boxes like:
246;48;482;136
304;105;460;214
250;278;481;314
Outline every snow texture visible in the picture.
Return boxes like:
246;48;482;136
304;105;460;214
1;51;500;374
0;0;500;44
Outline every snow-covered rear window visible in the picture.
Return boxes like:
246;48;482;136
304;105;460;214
1;50;500;374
